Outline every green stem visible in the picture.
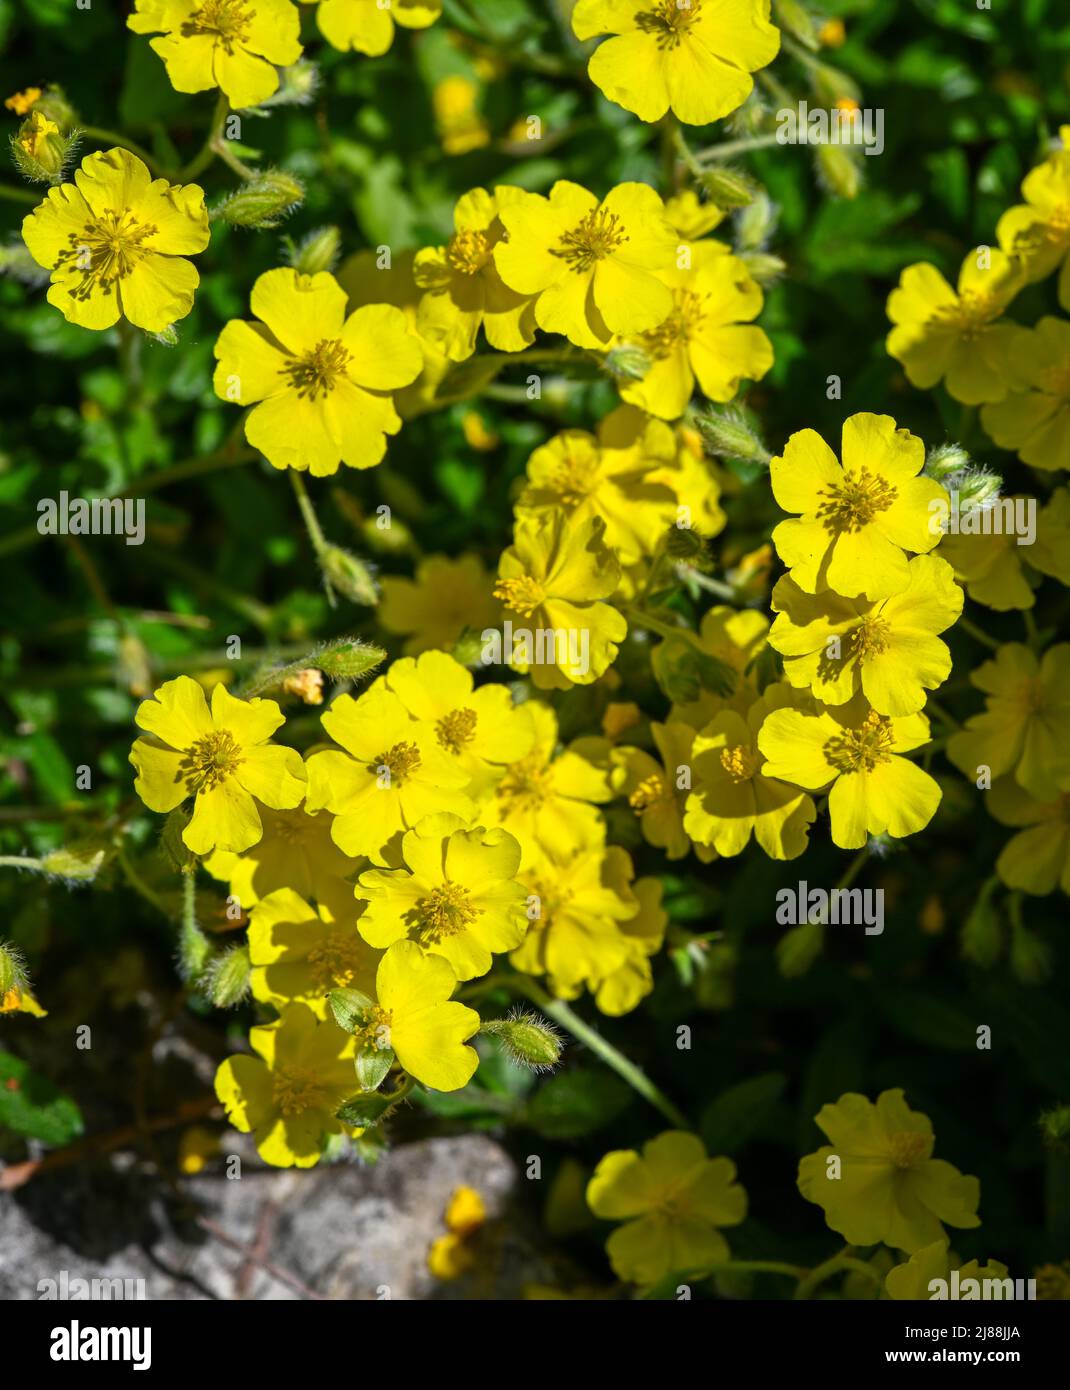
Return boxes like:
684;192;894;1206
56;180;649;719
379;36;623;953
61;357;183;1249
924;696;961;731
118;850;171;918
1023;608;1040;650
176;95;229;183
626;604;688;643
957;615;1001;651
795;1250;881;1299
511;976;690;1129
290;472;337;608
178;868;211;979
695;132;783;163
81;126;164;174
0;856;45;872
704;1260;806;1281
117;318;143;406
0;182;39;205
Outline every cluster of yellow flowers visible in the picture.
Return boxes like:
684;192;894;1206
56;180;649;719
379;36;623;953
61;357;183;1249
584;1089;1002;1297
887;129;1070;896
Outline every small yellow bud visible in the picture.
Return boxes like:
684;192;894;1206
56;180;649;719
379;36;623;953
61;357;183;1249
5;87;41;116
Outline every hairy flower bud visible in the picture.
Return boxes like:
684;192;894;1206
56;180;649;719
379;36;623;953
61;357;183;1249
321;545;378;605
203;945;251;1008
11;111;78;183
480;1009;563;1071
694;405;771;464
699;165;758;209
215;171;305;229
0;941;29;1000
288;225;341;276
815;143;862;200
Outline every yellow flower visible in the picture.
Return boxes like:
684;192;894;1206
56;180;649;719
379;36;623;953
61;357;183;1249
367;939;480;1091
213;267;422;475
613;719;716;862
619;248;773;420
798;1089;981;1252
214;1001;357;1168
886;249;1028;404
335;248;450;419
21;147;208;332
593;877;667;1016
510;833;638;997
248;885;380;1014
128;0;302;109
461;410;499;452
770;554;963;715
818;17;846;47
770;412;946;601
479;701;614;864
947;644;1070;801
0;986;47;1018
17;110;60;161
989;778;1070;897
428;1185;487;1280
130;677;307;855
177;1125;220;1175
885;1240;1009;1301
980;316;1070;470
432;76;490;156
587;1131;747;1286
5;87;42;115
356;812;527;980
304;684;474;864
382;649;535;780
494;512;627;689
203;805;358;908
515;405;678;566
686;684;817;858
494;180;677;349
936;519;1035;611
378;553;501;655
663;189;725;240
414;186;537;360
997;142;1070;308
303;0;441;55
654;605;769;728
758;698;939;850
571;0;780;127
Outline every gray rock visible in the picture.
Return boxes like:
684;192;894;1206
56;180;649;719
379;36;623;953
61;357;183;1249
0;1134;557;1300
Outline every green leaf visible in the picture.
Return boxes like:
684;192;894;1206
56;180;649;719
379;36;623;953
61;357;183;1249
700;1072;787;1155
523;1068;631;1139
0;1051;84;1146
355;1045;394;1092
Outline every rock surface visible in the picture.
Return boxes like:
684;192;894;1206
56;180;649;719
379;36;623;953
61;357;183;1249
0;1134;555;1300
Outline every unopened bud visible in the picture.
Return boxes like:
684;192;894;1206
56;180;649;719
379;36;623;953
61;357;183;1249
774;0;819;51
699;165;758;209
480;1009;563;1071
117;633;153;697
735;191;778;253
695;405;770;464
203;944;250;1008
450;626;487;668
924;443;972;484
261;59;319;108
35;85;77;130
665;524;709;566
738;251;786;286
812;64;863;109
815;142;862;199
11;112;77;183
288;225;341;276
0;941;29;999
321;544;378;605
314;637;386;682
604;344;651;382
40;842;107;883
215;170;304;229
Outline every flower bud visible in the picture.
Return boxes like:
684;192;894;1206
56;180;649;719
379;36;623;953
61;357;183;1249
480;1010;563;1071
450;626;487;668
35;85;77;130
699;165;758;209
734;190;778;253
215;170;304;229
117;632;154;697
314;637;386;682
603;344;651;382
0;941;29;999
1010;921;1051;985
288;225;341;276
665;523;710;566
738;251;786;286
812;64;862;109
694;405;770;464
203;945;250;1008
774;0;819;51
321;544;378;605
815;142;862;199
261;59;319;108
40;842;107;883
924;442;972;485
11;111;77;183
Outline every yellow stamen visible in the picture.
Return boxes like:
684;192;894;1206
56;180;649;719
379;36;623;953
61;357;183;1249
413;881;481;943
551;206;629;273
494;574;545;618
373;741;422;784
823;710;895;774
436;707;478;754
445;228;493;276
283;339;352;401
816;467;897;534
720;743;759;782
179;729;243;792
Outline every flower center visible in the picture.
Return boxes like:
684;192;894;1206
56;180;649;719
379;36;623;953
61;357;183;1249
848;615;891;660
823;710;895;774
1006;204;1070;257
372;740;422;784
816;468;897;534
1017;676;1046;714
283;338;352;401
495;756;549;813
720;743;759;783
549;444;599;505
272;1065;328;1117
551;206;629;273
185;0;255;53
179;729;243;793
641;289;707;357
58;211;159;300
354;1005;393;1053
306;934;367;992
629;772;672;812
445;228;493;275
889;1130;928;1169
1038;360;1070;400
412;881;481;943
637;0;702;47
934;290;1001;339
494;574;545;619
436;707;478;754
